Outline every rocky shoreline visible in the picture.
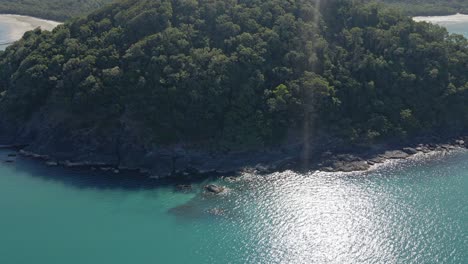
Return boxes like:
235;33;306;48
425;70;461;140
317;140;467;173
1;80;467;184
16;149;142;175
1;136;467;184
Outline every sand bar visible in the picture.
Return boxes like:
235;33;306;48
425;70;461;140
413;13;468;25
0;14;61;43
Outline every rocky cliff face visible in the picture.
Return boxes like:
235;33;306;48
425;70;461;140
3;111;468;179
0;110;303;177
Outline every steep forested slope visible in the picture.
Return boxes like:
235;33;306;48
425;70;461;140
0;0;327;150
0;0;115;21
0;0;467;171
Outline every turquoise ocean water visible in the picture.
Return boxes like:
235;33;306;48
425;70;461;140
436;20;468;37
0;22;11;50
0;149;466;263
445;23;468;37
0;17;467;264
413;14;468;37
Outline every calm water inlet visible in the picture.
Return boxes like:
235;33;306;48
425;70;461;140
413;14;468;37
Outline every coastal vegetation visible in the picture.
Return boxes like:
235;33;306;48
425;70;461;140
0;0;467;167
0;0;115;21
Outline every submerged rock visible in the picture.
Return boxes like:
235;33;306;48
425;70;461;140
175;184;192;192
223;176;239;183
204;184;225;194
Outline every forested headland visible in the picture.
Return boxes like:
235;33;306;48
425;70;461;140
0;0;115;21
0;0;465;21
0;0;467;173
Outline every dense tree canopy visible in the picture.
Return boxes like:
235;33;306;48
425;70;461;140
0;0;467;151
0;0;115;21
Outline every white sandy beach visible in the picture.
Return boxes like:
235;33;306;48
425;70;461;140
413;13;468;25
0;14;60;42
413;13;468;37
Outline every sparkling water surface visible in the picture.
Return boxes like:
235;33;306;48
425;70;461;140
0;149;467;264
0;17;467;264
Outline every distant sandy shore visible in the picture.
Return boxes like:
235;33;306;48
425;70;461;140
413;13;468;24
0;14;60;42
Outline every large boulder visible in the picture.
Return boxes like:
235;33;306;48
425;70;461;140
402;147;418;155
332;160;370;172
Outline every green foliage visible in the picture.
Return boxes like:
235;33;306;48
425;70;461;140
0;0;467;150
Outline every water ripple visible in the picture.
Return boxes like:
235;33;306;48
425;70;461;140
191;150;468;263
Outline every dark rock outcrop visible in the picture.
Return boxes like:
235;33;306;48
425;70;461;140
331;160;370;172
381;150;410;159
175;184;192;192
402;147;419;155
204;184;225;194
1;114;467;177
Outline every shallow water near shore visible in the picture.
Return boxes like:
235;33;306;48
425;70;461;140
414;13;468;37
0;14;59;50
0;21;11;50
0;149;467;263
